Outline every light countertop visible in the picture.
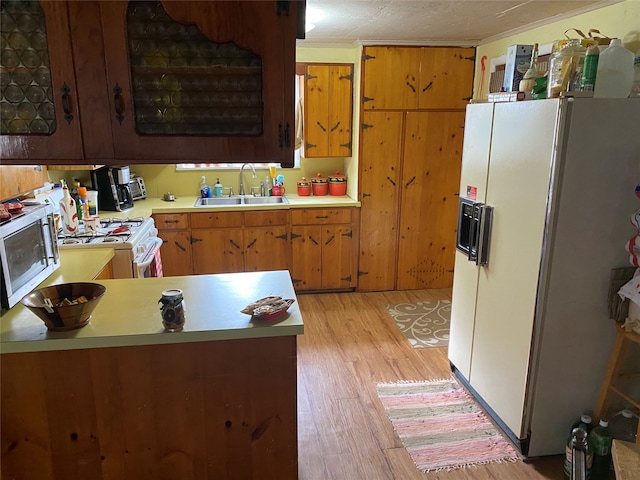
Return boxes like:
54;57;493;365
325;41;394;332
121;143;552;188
1;270;303;354
105;194;360;218
48;248;114;284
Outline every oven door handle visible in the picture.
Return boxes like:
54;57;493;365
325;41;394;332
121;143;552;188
134;237;163;274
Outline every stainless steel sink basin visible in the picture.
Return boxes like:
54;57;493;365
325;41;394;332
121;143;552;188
194;196;288;207
195;197;243;206
243;196;287;205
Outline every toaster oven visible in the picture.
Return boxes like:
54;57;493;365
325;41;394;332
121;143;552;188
129;177;146;201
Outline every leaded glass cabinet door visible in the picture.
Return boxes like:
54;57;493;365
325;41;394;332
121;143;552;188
0;0;82;160
100;1;296;166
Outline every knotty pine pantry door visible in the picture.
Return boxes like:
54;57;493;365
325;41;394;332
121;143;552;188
357;111;403;291
396;111;465;290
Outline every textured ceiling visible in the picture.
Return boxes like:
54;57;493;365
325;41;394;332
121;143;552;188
301;0;620;45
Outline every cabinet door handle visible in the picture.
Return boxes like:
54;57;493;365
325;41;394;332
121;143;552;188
284;122;291;147
406;81;416;93
246;238;257;250
386;176;396;187
317;121;327;132
330;121;341;132
405;176;416;188
422;81;433;92
278;122;284;147
309;235;319;245
163;219;179;224
174;241;186;252
229;239;241;250
315;215;328;219
61;82;73;124
324;235;335;246
113;83;124;125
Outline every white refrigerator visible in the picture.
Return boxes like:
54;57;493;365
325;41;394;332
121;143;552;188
448;97;640;457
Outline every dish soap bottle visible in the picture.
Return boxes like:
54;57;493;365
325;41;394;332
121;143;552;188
59;179;78;234
200;176;211;198
214;178;223;197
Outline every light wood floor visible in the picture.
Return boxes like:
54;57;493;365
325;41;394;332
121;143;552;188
296;289;565;480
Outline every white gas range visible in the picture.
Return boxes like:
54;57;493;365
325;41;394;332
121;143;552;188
57;217;163;279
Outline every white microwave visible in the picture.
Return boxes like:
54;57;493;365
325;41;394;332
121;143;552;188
0;204;60;311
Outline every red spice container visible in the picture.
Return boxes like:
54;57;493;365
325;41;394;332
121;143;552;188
311;173;328;196
328;171;347;196
297;177;311;196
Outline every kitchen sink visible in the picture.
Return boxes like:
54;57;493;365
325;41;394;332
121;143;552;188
194;196;289;207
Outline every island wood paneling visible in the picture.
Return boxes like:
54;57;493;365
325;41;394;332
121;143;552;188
1;337;298;480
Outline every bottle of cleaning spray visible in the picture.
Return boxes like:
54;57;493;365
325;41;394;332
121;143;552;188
200;176;212;198
214;178;223;197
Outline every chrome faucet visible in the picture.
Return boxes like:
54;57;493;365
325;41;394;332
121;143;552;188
238;163;257;196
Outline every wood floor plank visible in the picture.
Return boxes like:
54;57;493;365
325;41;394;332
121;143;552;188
297;289;564;480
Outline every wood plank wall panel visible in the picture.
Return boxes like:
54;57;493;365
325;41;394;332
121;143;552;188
1;337;298;480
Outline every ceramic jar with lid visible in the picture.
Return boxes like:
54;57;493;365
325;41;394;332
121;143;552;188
297;177;311;196
328;171;347;196
311;173;328;196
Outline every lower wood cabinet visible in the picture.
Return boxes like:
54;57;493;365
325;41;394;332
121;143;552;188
190;211;289;274
1;337;298;480
155;207;360;292
155;213;193;277
155;210;289;276
290;208;359;291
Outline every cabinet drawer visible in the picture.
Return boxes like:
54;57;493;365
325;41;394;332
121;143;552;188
244;210;289;227
291;208;352;225
190;211;243;229
154;213;189;230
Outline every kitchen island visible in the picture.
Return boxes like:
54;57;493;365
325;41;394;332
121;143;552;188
1;270;302;480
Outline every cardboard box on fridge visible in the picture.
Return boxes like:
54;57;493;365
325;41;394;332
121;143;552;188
503;44;533;92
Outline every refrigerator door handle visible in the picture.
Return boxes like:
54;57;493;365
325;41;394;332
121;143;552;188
476;205;493;266
468;203;482;263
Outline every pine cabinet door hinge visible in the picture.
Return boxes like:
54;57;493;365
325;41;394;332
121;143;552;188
464;55;476;62
357;271;368;277
290;232;302;239
306;73;318;80
305;143;317;150
341;230;353;238
275;233;288;240
462;96;472;102
361;123;373;130
341;275;352;282
362;96;374;104
362;53;376;61
291;278;302;285
190;236;202;244
340;141;351;149
339;73;354;81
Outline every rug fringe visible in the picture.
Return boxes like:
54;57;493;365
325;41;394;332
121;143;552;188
420;455;520;473
376;377;453;387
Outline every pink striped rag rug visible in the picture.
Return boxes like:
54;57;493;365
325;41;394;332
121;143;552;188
376;378;520;473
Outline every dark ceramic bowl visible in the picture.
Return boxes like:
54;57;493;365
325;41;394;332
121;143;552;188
20;282;106;331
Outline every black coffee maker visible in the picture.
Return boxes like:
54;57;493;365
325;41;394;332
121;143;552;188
91;166;134;212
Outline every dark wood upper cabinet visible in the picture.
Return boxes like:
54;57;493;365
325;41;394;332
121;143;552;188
0;0;83;160
1;0;298;166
